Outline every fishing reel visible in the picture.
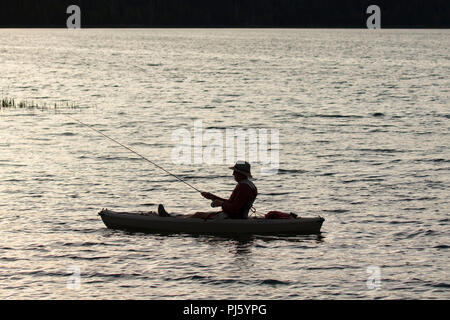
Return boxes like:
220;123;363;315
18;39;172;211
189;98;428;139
210;201;220;208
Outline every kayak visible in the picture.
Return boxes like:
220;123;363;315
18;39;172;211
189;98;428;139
98;209;324;235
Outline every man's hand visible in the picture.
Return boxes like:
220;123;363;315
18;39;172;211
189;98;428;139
211;199;224;207
201;192;216;200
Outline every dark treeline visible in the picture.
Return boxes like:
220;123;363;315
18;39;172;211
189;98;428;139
0;0;448;28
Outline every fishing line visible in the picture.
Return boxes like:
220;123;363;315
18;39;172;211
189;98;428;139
63;113;203;194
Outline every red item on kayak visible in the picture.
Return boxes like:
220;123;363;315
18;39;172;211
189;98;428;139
265;211;296;219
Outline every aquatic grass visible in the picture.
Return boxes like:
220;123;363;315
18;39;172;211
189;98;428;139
1;97;79;111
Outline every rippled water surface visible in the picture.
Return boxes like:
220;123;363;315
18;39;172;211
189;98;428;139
0;29;449;299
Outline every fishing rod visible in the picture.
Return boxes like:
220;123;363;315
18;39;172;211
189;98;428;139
64;113;203;194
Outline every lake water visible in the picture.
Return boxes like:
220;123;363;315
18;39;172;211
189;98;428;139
0;29;449;299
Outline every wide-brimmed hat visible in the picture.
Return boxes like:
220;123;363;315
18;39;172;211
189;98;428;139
229;161;252;178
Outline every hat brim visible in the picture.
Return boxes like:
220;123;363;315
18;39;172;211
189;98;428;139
230;167;253;178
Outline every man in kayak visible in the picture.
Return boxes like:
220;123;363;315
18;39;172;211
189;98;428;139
158;161;257;219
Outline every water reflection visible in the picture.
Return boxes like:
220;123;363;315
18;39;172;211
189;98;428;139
195;235;256;269
257;234;325;244
192;233;325;255
192;234;254;250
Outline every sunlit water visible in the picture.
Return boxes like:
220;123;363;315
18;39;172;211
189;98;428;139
0;29;449;299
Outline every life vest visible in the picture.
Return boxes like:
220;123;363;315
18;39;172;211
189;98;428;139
239;179;257;219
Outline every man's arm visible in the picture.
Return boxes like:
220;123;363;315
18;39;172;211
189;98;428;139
201;192;226;202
